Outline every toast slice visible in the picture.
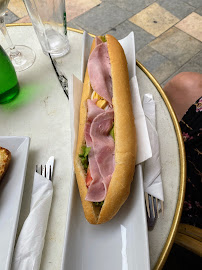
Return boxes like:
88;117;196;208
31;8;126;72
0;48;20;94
0;147;11;181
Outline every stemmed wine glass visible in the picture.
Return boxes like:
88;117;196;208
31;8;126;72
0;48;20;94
0;0;35;72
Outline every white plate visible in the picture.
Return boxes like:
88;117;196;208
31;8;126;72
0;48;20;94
0;136;30;270
61;164;150;270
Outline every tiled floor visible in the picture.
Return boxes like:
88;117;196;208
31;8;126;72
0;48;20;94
3;0;202;87
2;0;201;268
129;3;180;37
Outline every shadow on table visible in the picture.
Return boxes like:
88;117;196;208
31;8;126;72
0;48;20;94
163;243;201;270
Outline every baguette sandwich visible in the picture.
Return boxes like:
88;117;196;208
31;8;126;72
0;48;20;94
74;35;137;224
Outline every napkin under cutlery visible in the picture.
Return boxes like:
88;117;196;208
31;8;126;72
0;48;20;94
142;94;164;202
11;156;54;270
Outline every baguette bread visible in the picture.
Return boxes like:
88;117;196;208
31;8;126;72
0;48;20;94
0;147;11;182
74;35;137;224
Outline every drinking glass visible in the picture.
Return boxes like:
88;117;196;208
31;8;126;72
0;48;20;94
23;0;70;57
0;0;35;72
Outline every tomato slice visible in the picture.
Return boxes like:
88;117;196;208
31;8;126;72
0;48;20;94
86;167;93;187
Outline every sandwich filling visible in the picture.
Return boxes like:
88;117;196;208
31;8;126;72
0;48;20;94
81;36;115;203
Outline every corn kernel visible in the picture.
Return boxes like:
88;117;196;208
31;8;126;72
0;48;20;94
92;91;102;100
96;99;108;109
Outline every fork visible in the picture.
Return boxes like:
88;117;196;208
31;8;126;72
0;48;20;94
145;192;164;218
36;165;52;181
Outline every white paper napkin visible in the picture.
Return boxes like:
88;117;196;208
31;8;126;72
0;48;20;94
11;171;53;270
130;76;152;164
143;94;164;201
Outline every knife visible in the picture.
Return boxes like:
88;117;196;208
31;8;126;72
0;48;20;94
49;54;69;99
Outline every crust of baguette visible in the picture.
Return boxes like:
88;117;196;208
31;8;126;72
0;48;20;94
74;35;137;224
0;147;11;182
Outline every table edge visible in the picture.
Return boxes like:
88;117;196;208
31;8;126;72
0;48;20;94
6;23;186;270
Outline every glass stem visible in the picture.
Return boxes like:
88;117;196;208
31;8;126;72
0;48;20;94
0;16;20;57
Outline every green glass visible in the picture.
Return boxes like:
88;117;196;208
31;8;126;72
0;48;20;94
0;45;19;104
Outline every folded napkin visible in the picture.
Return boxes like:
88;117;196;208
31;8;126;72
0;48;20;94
130;76;152;164
142;94;164;201
11;167;53;270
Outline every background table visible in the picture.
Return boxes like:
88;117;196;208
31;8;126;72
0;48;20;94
0;25;186;270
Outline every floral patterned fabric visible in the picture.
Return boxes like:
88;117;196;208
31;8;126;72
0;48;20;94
180;97;202;228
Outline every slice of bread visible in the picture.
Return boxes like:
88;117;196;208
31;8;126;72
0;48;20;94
0;147;11;181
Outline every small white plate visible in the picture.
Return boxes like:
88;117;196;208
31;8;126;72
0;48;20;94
61;164;150;270
0;136;30;270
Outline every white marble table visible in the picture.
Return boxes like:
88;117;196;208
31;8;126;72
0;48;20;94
0;25;186;270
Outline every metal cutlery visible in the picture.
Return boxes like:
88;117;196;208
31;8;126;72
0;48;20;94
36;164;52;181
145;192;164;219
36;155;54;181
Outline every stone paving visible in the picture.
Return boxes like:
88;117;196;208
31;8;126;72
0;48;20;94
3;0;202;87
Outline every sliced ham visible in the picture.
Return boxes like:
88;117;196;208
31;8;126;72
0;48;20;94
85;101;115;202
86;99;104;123
88;41;112;104
86;148;106;202
85;121;107;201
84;38;115;202
85;100;104;146
95;36;102;46
90;110;115;181
85;122;92;146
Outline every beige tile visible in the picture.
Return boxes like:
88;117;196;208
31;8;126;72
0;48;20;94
176;12;202;42
8;0;28;18
66;0;101;22
8;0;101;22
14;15;31;24
129;3;179;37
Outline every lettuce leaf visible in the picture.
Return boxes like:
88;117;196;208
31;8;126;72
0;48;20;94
94;201;104;206
79;146;91;170
100;35;107;42
110;124;115;140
